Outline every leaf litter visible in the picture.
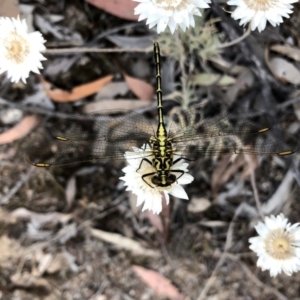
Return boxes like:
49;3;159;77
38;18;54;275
0;0;300;299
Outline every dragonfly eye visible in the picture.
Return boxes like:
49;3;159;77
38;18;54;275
167;174;176;185
151;175;160;185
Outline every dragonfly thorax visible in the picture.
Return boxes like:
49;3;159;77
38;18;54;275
150;136;176;187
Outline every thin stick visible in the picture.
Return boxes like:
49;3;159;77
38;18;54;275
196;203;246;300
218;25;251;49
244;154;264;219
0;166;35;204
44;47;151;54
228;254;288;300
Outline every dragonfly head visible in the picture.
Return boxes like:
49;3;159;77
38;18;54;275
151;173;177;187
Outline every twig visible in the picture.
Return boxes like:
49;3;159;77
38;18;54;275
196;253;227;300
277;96;300;110
227;254;288;300
174;32;190;109
0;166;35;204
196;203;247;300
44;47;152;54
218;25;251;49
261;168;295;215
244;154;264;219
0;97;155;119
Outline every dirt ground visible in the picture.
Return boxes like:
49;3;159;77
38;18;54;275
1;0;300;299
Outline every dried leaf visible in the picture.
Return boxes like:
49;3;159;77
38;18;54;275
124;73;154;100
107;35;154;49
57;223;78;244
41;75;113;102
270;44;300;62
208;55;245;75
95;82;129;100
83;99;152;114
188;197;211;213
132;265;184;300
268;57;300;84
11;272;50;290
199;220;229;227
0;0;20;17
240;154;258;180
85;0;138;21
226;68;254;105
292;90;300;120
191;73;236;86
0;108;23;125
91;228;160;257
11;208;72;227
211;154;258;196
46;252;78;274
261;169;294;215
37;253;53;276
65;176;76;211
211;155;242;195
0;115;38;145
0;235;23;268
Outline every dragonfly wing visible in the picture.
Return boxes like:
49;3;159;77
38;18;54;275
26;111;155;166
169;108;299;158
172;127;300;158
168;108;275;139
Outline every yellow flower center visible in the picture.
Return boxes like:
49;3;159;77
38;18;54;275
155;0;187;10
244;0;277;11
5;32;30;64
265;229;294;260
272;237;289;254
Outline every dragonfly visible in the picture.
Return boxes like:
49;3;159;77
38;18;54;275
26;42;300;187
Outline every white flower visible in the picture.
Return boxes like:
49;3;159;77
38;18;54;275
120;145;194;214
249;213;300;277
0;16;46;83
228;0;297;32
133;0;211;34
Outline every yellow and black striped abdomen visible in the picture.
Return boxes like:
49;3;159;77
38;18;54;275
149;43;178;187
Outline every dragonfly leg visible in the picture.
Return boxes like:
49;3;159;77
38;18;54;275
173;156;193;164
170;169;185;182
136;157;152;172
141;171;156;188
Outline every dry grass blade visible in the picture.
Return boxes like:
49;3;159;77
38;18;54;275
90;228;160;257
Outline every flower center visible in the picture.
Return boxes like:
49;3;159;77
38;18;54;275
155;0;186;9
244;0;277;11
272;237;289;253
265;229;294;260
4;32;30;64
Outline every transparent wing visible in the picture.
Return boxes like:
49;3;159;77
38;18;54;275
169;108;299;157
26;111;155;166
168;108;274;138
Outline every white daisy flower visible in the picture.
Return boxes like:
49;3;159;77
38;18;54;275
120;145;194;214
133;0;211;34
249;213;300;277
0;16;46;83
228;0;298;32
